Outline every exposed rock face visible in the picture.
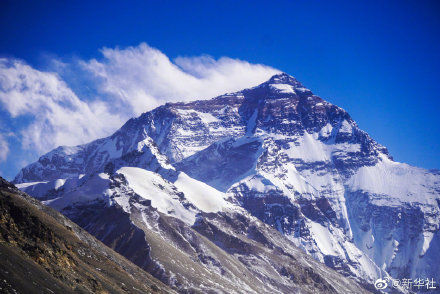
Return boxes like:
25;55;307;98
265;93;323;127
0;177;172;294
14;73;440;292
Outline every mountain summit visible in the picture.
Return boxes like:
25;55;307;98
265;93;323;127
14;73;440;292
256;72;306;91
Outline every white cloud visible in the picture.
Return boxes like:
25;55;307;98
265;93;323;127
83;43;279;115
0;134;9;162
0;58;125;154
0;43;280;168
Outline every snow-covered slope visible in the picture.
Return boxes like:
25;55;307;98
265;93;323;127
15;165;368;293
14;73;440;292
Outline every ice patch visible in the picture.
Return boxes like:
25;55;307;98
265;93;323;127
270;83;295;94
246;110;258;136
45;173;111;210
99;137;122;159
174;172;228;213
16;181;48;189
295;87;310;92
309;222;343;256
177;109;220;124
285;132;361;162
339;120;352;134
117;167;196;224
348;156;439;205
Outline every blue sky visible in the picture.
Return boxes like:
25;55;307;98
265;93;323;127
0;0;439;180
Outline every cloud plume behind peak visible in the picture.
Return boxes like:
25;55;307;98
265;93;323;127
0;43;280;179
82;43;280;115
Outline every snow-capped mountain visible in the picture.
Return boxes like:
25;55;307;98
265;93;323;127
14;73;440;292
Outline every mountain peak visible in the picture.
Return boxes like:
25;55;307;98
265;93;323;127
243;72;310;97
266;72;302;86
251;72;309;95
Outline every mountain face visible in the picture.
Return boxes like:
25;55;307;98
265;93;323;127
0;177;172;294
13;73;440;292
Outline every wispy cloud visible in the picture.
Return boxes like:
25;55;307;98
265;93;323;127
0;134;9;162
0;58;124;154
82;43;280;115
0;43;279;176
